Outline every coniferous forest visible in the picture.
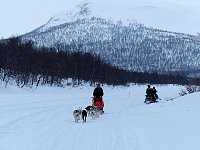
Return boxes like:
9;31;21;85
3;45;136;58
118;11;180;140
0;37;200;87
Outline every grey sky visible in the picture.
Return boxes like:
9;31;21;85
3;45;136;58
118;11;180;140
1;0;200;38
0;0;82;38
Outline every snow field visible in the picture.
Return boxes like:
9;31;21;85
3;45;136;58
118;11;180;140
0;84;200;150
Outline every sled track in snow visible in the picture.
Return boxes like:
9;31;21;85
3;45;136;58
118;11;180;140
0;90;158;150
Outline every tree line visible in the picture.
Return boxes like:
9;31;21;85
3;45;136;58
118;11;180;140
0;37;199;87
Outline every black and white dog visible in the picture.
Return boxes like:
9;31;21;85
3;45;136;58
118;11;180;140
73;108;88;123
85;105;100;119
85;105;94;116
73;108;82;123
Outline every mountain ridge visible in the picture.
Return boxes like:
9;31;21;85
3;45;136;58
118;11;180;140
21;0;200;73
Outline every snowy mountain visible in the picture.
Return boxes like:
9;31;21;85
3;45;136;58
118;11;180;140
1;83;200;150
21;0;200;73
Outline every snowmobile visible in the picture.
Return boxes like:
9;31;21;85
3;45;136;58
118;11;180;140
144;94;152;104
144;94;158;104
92;97;104;114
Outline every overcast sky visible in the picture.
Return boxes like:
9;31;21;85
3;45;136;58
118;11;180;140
0;0;82;38
1;0;200;38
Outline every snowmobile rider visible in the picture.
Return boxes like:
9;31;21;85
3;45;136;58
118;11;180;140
152;87;158;102
93;83;104;98
146;85;156;102
146;85;152;95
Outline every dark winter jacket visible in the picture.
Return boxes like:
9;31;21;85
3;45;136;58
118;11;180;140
93;87;104;98
152;88;158;99
146;87;152;95
152;88;157;95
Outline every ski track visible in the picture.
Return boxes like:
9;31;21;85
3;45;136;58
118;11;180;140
0;94;140;150
0;85;185;150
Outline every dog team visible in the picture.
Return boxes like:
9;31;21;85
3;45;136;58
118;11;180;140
73;83;104;123
73;105;103;123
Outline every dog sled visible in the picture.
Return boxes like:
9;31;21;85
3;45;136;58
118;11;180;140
92;97;104;113
73;98;105;123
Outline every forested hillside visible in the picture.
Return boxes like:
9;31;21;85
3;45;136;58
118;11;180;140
21;2;200;73
1;37;196;87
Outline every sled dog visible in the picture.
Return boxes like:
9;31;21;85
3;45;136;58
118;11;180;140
82;109;87;123
85;105;94;117
73;107;82;123
90;107;100;119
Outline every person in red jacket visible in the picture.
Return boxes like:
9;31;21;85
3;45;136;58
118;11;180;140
92;83;104;113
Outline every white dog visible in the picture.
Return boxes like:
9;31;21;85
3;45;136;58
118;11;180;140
89;107;101;119
73;107;82;123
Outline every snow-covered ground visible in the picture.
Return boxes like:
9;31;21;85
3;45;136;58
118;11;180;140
0;83;200;150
